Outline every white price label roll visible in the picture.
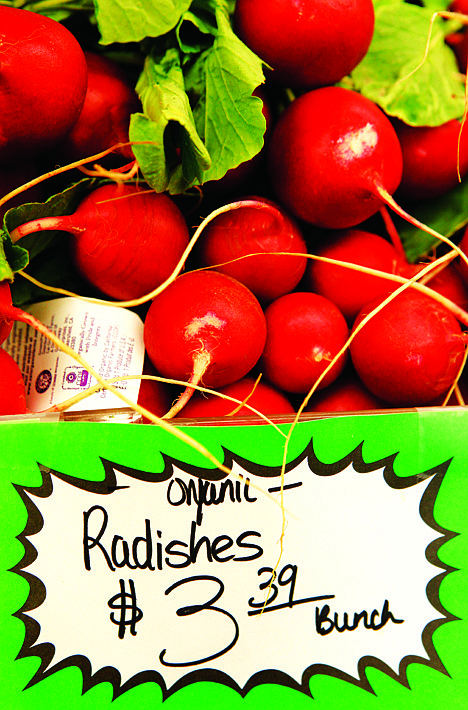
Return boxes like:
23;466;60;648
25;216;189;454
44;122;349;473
4;297;145;412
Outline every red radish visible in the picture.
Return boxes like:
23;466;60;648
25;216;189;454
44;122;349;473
0;347;28;415
0;282;13;345
52;51;141;165
303;369;387;413
267;87;403;229
175;376;295;418
450;0;468;12
234;0;374;89
260;291;349;394
0;7;88;165
446;0;468;73
350;290;467;406
393;119;468;202
446;28;468;74
305;229;404;322
10;183;190;301
143;270;267;417
196;197;308;304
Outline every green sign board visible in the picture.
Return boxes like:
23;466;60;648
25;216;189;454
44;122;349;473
1;408;467;709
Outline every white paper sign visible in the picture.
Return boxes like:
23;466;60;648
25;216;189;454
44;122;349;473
16;447;452;695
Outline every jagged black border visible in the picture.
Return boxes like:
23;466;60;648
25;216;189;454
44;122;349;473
10;438;458;700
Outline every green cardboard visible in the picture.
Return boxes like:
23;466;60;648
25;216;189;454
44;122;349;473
1;408;467;709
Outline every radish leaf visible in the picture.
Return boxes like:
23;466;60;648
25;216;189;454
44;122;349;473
188;4;266;185
343;2;465;126
0;233;28;283
94;0;192;45
176;6;217;53
129;46;211;192
129;1;266;193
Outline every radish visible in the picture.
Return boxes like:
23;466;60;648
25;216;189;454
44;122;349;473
446;28;468;74
195;197;308;304
450;0;468;12
305;229;404;322
233;0;375;89
143;270;267;418
260;291;349;394
303;369;387;413
0;347;28;415
0;282;13;346
51;51;141;165
10;183;190;301
446;0;468;73
175;376;295;418
393;119;468;202
0;7;88;165
350;290;467;406
267;87;403;229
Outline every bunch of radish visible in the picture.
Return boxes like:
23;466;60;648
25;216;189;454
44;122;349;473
2;0;468;423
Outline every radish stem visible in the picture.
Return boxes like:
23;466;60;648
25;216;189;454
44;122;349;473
10;215;84;242
379;206;407;259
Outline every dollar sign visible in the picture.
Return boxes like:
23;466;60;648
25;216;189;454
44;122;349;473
108;579;143;639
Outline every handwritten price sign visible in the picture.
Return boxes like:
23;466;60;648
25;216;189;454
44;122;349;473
16;445;450;694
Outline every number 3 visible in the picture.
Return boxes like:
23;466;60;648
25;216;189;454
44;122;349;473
159;575;239;667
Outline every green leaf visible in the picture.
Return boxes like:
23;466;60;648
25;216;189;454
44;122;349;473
130;0;266;194
129;47;211;192
186;3;266;185
0;0;95;21
176;7;216;54
395;179;468;262
0;231;28;283
373;0;404;8
93;0;192;45
421;0;453;11
345;2;466;126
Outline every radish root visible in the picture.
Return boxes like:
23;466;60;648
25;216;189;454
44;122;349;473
162;349;212;419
